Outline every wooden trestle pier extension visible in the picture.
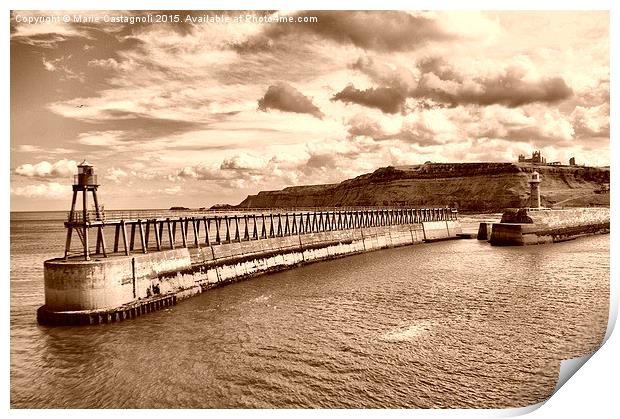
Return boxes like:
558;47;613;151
64;208;459;260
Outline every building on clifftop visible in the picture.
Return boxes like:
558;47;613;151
518;150;547;165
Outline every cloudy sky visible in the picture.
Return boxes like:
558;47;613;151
10;10;609;211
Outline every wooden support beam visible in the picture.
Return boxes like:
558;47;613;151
96;226;102;254
234;216;241;242
138;220;147;253
113;224;120;252
144;221;150;249
204;218;211;245
277;214;283;237
129;223;136;251
269;214;275;238
82;190;90;261
215;217;221;244
167;219;175;249
224;216;231;243
99;225;107;257
64;227;73;260
284;214;290;236
83;226;90;261
91;190;101;220
154;221;162;251
121;220;129;256
180;218;187;248
68;190;78;222
192;218;200;247
291;213;298;235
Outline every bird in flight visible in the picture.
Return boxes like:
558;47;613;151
76;104;85;108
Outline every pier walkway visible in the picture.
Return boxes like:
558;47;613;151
64;207;458;260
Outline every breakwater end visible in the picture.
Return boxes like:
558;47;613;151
488;207;609;246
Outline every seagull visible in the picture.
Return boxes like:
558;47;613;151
76;104;85;108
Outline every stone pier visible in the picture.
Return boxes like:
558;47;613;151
38;208;462;326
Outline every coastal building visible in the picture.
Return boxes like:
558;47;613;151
518;151;547;165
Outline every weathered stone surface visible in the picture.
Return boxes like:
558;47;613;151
500;208;533;223
491;208;609;246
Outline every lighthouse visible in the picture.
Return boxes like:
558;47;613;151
529;171;541;209
64;160;106;260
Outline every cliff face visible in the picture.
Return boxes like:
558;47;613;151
237;163;610;213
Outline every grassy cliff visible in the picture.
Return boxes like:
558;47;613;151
236;163;610;213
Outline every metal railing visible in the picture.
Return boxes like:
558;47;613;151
65;207;459;258
67;205;459;223
67;206;106;223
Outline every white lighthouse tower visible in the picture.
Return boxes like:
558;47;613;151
529;171;541;209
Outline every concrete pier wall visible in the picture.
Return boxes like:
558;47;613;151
40;220;460;323
44;248;191;310
490;208;609;246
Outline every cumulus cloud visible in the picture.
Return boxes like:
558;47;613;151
346;114;388;139
571;104;610;138
106;167;129;183
257;83;324;119
220;153;267;171
413;70;573;108
260;11;454;52
398;110;458;145
177;153;269;185
347;56;574;113
351;56;418;91
346;103;576;149
346;110;455;146
178;164;241;182
332;85;406;114
473;105;575;144
11;181;69;199
14;159;77;178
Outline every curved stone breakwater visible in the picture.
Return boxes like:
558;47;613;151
38;210;461;326
489;207;610;246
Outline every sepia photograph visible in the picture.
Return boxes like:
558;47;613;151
8;4;614;413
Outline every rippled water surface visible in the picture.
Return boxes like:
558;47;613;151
10;212;609;408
